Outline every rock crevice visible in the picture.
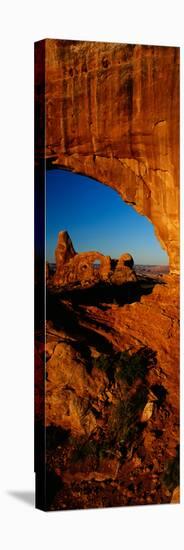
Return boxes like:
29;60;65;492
35;39;179;272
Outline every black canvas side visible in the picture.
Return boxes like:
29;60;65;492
34;40;47;511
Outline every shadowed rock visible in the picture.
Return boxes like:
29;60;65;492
111;253;136;285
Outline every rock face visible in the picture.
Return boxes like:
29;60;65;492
46;341;107;435
53;230;136;286
55;231;76;267
45;274;179;445
35;40;179;272
42;273;179;509
111;253;136;285
171;486;180;504
35;40;180;511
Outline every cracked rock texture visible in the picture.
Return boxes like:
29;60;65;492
35;40;179;272
35;39;180;510
53;230;136;286
40;273;179;509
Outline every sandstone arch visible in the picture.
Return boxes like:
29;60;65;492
53;231;137;287
35;40;179;272
54;231;112;286
73;251;111;283
116;253;134;269
112;253;137;285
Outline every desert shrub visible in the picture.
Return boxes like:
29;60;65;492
92;354;112;373
128;384;148;412
71;438;98;463
162;445;180;491
109;386;147;445
92;354;115;382
109;400;131;442
115;350;148;386
98;440;116;460
91;347;156;460
92;347;156;387
71;436;117;464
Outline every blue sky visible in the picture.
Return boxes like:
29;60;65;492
46;169;168;265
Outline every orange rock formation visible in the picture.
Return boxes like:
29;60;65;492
53;230;137;286
35;40;179;273
35;39;180;510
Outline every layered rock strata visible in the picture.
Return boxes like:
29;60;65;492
35;40;179;272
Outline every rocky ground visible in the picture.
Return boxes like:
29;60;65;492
35;273;179;510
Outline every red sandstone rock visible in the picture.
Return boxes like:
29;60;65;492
53;231;136;286
46;341;108;435
171;486;180;503
35;40;179;273
34;40;180;509
117;253;134;269
55;230;76;274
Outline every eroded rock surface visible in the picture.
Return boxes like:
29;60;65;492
36;272;180;509
35;40;179;272
34;39;180;510
53;230;137;286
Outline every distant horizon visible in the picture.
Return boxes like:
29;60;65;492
46;170;169;266
47;260;168;267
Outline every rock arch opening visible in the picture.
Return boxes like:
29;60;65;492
35;41;179;512
92;259;101;272
35;41;179;274
46;168;169;290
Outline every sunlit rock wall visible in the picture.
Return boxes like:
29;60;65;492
35;40;179;272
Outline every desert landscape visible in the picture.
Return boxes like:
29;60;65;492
35;227;179;510
35;40;179;510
